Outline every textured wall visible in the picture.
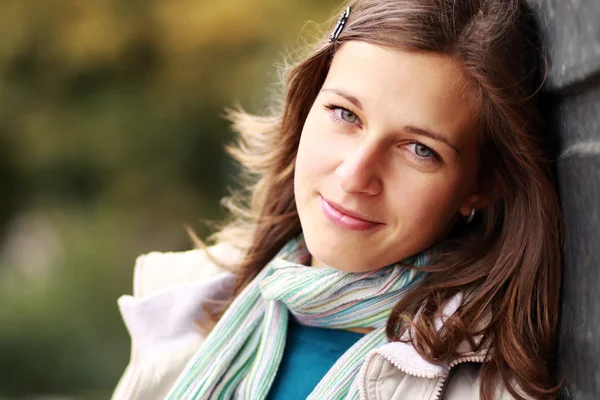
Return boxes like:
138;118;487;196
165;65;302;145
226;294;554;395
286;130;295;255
528;0;600;399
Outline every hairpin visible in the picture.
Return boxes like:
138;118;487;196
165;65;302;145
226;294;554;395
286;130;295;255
328;7;351;43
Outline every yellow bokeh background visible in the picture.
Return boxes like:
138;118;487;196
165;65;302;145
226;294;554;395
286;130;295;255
0;1;338;397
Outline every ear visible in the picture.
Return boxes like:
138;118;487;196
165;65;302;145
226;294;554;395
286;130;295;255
458;173;504;217
458;193;493;217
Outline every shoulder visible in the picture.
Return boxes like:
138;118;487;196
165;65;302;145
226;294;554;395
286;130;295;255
443;363;483;399
444;363;530;400
131;241;244;298
112;243;244;400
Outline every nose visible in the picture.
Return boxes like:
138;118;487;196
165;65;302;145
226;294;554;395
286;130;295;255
335;141;383;196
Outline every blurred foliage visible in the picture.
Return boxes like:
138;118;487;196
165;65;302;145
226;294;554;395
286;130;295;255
0;0;337;397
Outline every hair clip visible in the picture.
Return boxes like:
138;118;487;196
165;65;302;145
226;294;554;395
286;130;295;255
329;7;351;43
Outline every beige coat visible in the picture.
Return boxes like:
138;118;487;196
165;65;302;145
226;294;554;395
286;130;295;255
111;245;522;399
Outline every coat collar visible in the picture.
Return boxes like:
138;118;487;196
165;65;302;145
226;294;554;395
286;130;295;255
360;291;493;381
119;250;492;378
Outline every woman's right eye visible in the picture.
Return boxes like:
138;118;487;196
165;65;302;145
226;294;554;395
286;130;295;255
337;108;359;124
323;103;361;126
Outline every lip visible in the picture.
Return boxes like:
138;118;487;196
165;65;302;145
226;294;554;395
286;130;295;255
320;195;383;231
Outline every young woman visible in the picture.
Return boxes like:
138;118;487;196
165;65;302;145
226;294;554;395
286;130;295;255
112;0;562;399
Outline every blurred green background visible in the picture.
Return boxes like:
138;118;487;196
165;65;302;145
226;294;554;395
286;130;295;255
0;1;336;398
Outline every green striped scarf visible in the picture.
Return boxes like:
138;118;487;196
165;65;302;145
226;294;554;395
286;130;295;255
165;234;432;399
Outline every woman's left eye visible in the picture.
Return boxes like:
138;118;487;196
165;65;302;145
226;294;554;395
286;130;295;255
404;142;439;163
414;143;432;157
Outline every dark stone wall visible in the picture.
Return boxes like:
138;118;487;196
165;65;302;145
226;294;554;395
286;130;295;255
528;1;600;399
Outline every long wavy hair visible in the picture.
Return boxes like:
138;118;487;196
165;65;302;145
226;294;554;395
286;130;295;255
204;0;563;399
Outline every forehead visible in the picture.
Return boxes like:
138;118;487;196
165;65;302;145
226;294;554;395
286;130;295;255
323;41;479;149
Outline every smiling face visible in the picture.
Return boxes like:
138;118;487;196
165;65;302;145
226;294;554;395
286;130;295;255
294;41;489;272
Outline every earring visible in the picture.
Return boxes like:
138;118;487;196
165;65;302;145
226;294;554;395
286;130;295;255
466;208;476;224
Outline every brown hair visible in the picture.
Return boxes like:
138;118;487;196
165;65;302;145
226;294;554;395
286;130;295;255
207;1;563;399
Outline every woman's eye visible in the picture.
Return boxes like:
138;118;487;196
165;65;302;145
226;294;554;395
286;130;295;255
324;103;360;125
405;142;438;162
414;143;432;158
339;109;358;123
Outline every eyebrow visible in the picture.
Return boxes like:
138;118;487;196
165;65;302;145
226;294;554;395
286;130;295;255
404;126;461;155
320;87;461;155
321;87;363;110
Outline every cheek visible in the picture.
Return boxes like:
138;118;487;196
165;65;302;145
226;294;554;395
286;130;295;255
387;170;466;227
295;114;337;188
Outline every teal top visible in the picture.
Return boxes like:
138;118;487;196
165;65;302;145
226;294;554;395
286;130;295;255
267;316;364;400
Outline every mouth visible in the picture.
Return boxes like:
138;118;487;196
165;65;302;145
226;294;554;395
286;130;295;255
319;194;383;232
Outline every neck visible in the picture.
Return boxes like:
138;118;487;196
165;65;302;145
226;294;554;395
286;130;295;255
310;256;328;268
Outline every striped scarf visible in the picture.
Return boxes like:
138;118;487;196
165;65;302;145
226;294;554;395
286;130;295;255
165;234;432;400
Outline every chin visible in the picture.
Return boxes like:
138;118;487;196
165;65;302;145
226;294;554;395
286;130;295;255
306;239;383;272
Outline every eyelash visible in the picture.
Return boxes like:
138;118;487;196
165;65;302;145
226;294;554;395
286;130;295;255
322;103;441;164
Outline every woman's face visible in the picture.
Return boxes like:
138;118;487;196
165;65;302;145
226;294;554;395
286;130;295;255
294;41;487;272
